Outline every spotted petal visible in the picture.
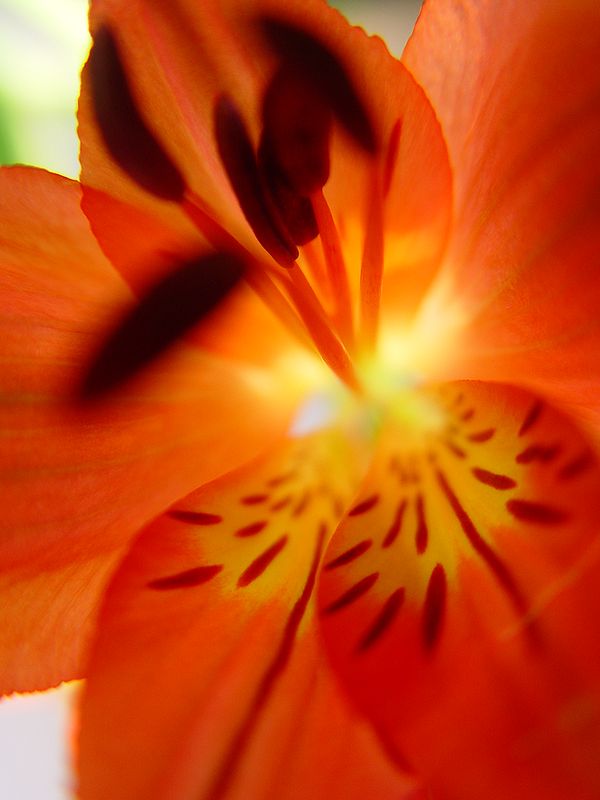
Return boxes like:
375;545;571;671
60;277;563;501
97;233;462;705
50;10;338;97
76;431;422;799
319;381;600;800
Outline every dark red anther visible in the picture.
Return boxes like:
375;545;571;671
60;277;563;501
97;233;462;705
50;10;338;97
88;25;186;201
258;138;319;244
214;95;298;266
260;65;331;195
258;16;378;154
80;251;244;398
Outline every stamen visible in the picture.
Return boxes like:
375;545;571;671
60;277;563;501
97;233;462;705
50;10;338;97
259;64;331;195
299;238;332;305
80;252;244;398
382;118;402;198
359;168;385;352
88;25;186;201
258;17;377;154
184;193;313;350
283;266;361;393
185;192;357;388
311;189;355;350
214;94;298;267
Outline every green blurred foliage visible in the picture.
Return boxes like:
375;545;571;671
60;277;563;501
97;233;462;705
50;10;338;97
0;0;421;178
0;0;89;177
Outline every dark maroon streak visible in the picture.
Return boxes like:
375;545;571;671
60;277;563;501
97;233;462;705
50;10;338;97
506;499;569;525
422;564;447;649
557;451;595;481
168;510;223;525
241;494;270;506
348;494;379;516
271;495;292;512
214;94;298;266
267;470;296;488
88;25;185;200
237;537;288;587
260;64;330;196
356;588;405;653
453;392;464;408
235;521;268;538
435;470;529;616
324;539;372;570
147;564;223;590
388;455;400;475
414;494;428;555
442;439;467;459
292;491;312;517
383;118;402;197
460;408;475;422
468;428;496;443
207;529;325;800
322;572;379;615
382;499;407;548
471;467;517;491
516;443;562;464
518;400;544;436
258;138;319;246
258;16;377;153
80;253;244;398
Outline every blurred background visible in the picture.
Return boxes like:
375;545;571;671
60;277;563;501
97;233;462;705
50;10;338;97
0;0;422;798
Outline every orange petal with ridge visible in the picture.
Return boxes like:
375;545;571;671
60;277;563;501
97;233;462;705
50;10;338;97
76;430;421;799
0;166;294;693
405;1;600;431
319;381;600;800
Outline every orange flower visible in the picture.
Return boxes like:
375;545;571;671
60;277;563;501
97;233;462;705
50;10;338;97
2;1;600;799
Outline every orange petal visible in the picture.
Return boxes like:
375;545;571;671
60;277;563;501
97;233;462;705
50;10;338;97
76;431;420;799
0;166;294;693
319;381;600;800
405;2;600;428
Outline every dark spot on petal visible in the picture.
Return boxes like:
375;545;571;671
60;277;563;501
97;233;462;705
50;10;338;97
557;451;595;481
292;490;312;517
436;470;528;616
148;564;223;590
519;400;544;436
422;564;446;650
322;572;379;614
324;539;372;570
506;499;569;525
168;510;223;525
516;443;562;464
241;494;270;506
382;499;407;548
237;536;288;587
348;494;379;516
356;588;405;653
471;467;517;491
236;521;268;537
468;428;496;443
271;495;292;512
414;494;429;555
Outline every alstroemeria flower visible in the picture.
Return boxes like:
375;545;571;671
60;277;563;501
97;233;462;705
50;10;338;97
2;1;600;799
